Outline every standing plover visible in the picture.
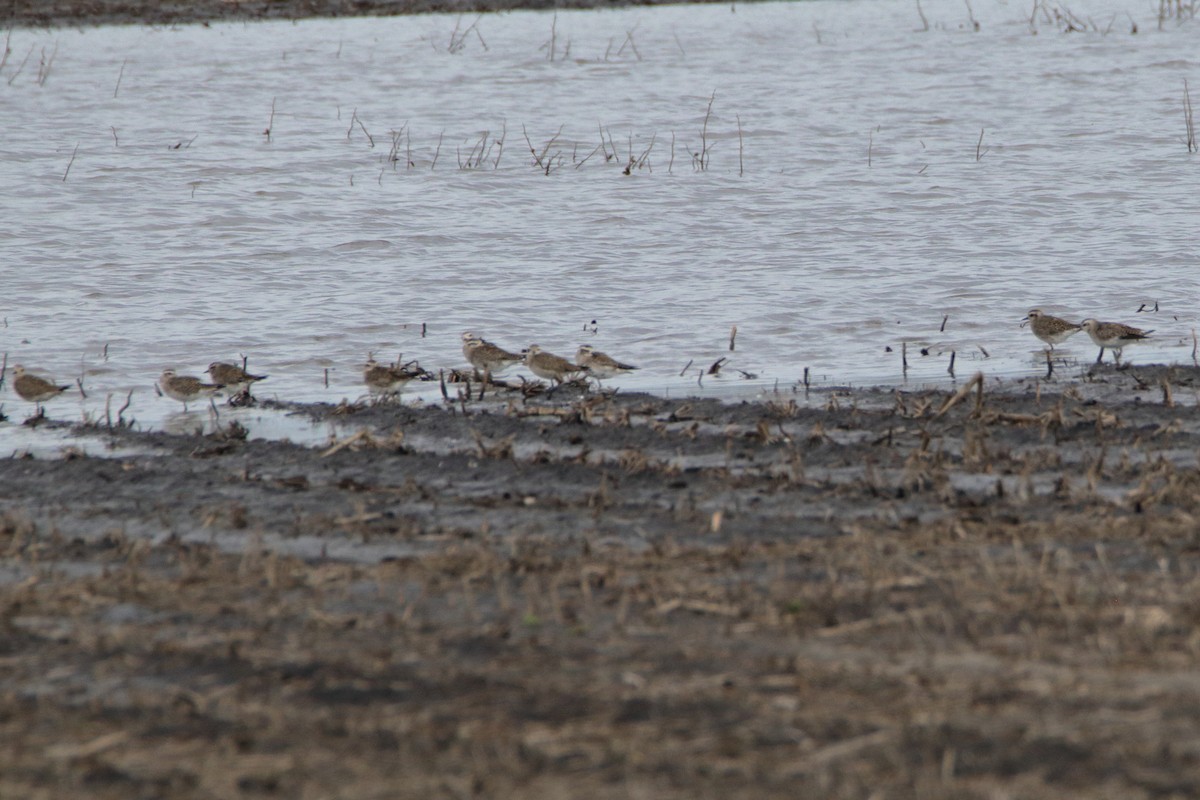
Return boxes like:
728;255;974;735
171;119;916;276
363;358;420;399
208;362;268;395
11;365;70;415
525;345;584;385
461;332;524;376
160;368;223;411
575;345;638;379
1080;318;1153;364
1022;309;1082;350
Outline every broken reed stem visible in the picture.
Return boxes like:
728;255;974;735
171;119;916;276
940;314;949;332
729;325;738;352
916;0;930;30
35;41;57;86
522;124;543;170
1192;327;1198;366
618;26;642;61
868;129;873;167
633;132;655;171
494;121;506;169
699;90;715;170
7;43;33;86
264;97;276;142
113;57;127;98
575;142;603;169
964;0;979;30
736;114;744;176
536;125;565;175
947;350;956;377
0;352;7;391
1161;377;1174;407
117;389;133;423
901;341;909;373
669;131;675;174
356;116;374;148
61;142;79;182
976;127;986;161
432;130;443;170
1185;79;1196;153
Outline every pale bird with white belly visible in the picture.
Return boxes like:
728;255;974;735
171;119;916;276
575;345;639;380
160;368;224;411
525;345;585;386
1022;309;1082;350
12;365;71;416
1080;318;1153;364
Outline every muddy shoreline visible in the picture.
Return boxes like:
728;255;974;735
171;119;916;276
5;366;1200;797
8;0;729;29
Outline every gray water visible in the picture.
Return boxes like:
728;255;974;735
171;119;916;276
3;0;1199;438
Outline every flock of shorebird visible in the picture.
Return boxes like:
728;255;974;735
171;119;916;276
1022;309;1154;363
3;332;640;417
1;314;1159;418
360;333;637;400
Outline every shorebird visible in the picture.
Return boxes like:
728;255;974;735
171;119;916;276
11;365;70;416
1080;318;1153;364
207;362;268;395
1022;309;1082;350
363;358;421;399
575;345;639;379
160;368;223;411
461;332;524;377
525;345;585;386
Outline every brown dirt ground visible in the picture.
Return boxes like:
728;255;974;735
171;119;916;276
4;365;1200;798
8;0;728;28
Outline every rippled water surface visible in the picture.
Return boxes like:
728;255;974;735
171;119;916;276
3;0;1200;432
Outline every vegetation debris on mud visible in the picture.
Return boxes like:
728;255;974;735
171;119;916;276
5;366;1200;797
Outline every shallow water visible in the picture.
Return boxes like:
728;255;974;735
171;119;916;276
3;0;1199;436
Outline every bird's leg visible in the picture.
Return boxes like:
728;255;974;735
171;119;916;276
1095;348;1104;365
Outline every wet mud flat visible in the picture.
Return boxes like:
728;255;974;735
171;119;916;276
5;365;1200;798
